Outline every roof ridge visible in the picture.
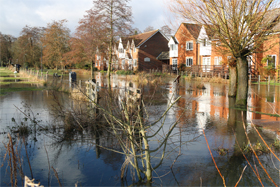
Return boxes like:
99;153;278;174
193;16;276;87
130;29;159;37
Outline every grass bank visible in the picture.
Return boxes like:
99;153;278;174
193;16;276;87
0;67;46;96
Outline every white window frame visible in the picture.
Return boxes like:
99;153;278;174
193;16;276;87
122;59;125;69
202;57;211;72
202;39;208;47
214;56;222;65
171;44;178;51
144;57;150;62
172;59;178;71
267;55;277;68
186;41;193;51
186;57;193;67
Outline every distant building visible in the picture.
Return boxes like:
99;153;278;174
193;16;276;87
95;29;170;71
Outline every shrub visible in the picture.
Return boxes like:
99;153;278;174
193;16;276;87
116;70;133;75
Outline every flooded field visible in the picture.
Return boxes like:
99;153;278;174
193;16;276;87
0;72;279;186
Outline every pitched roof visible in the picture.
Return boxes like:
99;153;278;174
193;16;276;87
170;36;178;44
120;30;159;48
157;51;170;60
264;8;280;32
182;23;202;39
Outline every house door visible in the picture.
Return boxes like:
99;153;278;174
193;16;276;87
202;57;211;72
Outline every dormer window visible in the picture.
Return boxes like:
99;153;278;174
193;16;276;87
186;41;193;50
119;48;124;53
202;39;208;47
170;44;177;51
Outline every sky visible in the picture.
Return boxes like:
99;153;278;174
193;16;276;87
0;0;173;37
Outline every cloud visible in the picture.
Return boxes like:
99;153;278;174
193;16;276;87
0;0;171;37
130;0;171;31
0;0;92;36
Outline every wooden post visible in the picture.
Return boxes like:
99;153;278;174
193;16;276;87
249;74;251;84
268;76;270;85
79;80;82;88
258;75;261;84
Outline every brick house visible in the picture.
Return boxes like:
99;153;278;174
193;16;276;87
116;29;170;71
169;23;202;71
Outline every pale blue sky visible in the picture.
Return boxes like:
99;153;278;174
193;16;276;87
0;0;172;37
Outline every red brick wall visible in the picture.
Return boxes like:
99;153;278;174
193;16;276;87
262;34;280;67
175;24;198;66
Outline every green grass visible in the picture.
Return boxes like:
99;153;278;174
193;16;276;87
251;81;280;86
0;67;46;96
0;77;29;81
0;87;44;96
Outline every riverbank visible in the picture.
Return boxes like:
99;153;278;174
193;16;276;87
0;67;46;96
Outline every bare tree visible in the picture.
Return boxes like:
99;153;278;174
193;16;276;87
161;25;172;35
67;9;108;77
92;0;133;78
169;0;280;107
143;26;155;32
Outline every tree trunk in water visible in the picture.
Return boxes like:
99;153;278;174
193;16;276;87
236;56;248;108
228;66;237;97
233;110;247;156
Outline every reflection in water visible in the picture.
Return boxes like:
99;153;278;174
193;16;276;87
0;73;279;186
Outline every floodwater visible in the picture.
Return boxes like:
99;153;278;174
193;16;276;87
0;72;279;186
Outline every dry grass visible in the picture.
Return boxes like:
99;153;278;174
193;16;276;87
70;88;88;101
130;72;166;86
185;75;229;84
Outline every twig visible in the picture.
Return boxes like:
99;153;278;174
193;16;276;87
203;130;226;187
235;165;247;187
52;167;62;187
23;136;33;179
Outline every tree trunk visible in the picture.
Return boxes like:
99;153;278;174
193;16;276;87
228;66;237;97
236;56;248;108
107;0;113;78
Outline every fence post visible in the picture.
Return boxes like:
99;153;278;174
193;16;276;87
258;75;261;84
249;74;251;84
268;76;270;86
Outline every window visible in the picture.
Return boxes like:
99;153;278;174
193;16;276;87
267;55;276;68
202;39;207;47
133;59;137;67
214;56;222;65
186;41;193;50
134;47;136;53
119;48;124;53
129;59;133;70
202;57;211;72
144;57;150;62
122;59;125;69
171;44;178;51
172;59;177;71
186;57;193;67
